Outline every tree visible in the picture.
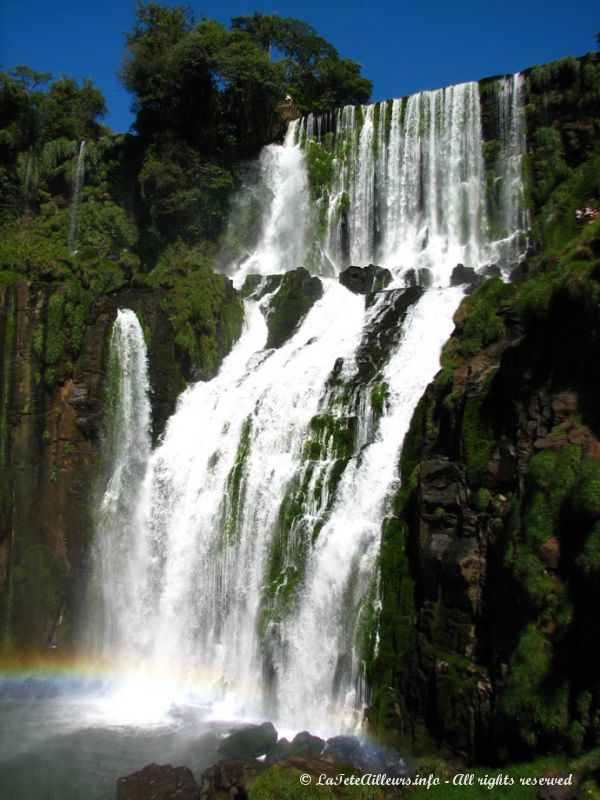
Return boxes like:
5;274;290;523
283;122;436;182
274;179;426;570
231;12;371;112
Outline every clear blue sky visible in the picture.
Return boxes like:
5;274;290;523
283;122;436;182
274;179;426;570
1;0;598;133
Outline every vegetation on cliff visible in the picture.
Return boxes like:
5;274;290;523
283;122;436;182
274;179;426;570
369;52;600;767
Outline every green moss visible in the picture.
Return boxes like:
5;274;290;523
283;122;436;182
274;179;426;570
499;625;568;748
305;413;356;462
305;136;335;197
461;370;497;481
0;270;21;284
370;381;389;416
249;767;381;800
578;521;600;577
222;416;252;544
454;278;515;358
160;266;244;379
266;269;323;349
474;487;491;511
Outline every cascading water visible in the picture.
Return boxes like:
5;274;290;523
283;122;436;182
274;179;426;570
91;75;527;735
89;309;151;659
67;140;86;254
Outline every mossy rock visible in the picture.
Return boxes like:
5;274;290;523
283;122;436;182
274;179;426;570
266;268;323;349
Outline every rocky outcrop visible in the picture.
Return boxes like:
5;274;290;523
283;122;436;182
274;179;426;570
369;262;600;763
450;264;483;289
339;264;392;295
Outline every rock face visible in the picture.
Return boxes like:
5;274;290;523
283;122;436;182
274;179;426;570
0;275;242;651
339;264;392;295
369;260;600;763
218;722;278;760
117;763;200;800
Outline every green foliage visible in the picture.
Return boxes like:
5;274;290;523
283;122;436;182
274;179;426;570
160;266;244;379
265;269;323;349
223;417;252;544
500;625;568;747
370;382;389;416
461;370;497;481
529;127;569;207
249;767;381;799
452;278;515;358
304;412;355;461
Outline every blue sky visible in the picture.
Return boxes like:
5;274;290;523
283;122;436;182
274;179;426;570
1;0;598;132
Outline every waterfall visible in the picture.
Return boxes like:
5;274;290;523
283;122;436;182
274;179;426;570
491;72;529;269
67;140;86;255
91;76;527;733
90;309;151;659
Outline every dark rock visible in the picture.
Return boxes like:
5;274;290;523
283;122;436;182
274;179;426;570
199;760;264;800
265;268;323;349
322;734;361;763
290;731;325;759
218;722;278;760
265;737;293;764
481;264;502;278
404;267;433;288
117;763;200;800
354;286;424;383
450;263;483;288
339;264;392;295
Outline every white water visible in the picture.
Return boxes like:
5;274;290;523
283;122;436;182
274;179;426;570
90;309;151;658
90;75;527;735
67;140;86;254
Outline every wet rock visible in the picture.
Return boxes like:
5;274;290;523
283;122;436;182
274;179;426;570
290;731;325;758
339;264;392;295
218;722;278;760
117;763;200;800
450;263;483;288
404;267;433;288
481;264;501;278
265;737;293;764
322;734;361;763
266;268;323;349
354;286;424;383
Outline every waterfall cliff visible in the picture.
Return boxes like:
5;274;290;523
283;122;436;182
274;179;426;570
92;75;527;734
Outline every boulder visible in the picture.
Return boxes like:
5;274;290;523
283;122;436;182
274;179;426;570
339;264;392;295
290;731;325;759
450;263;483;288
218;722;278;760
322;734;361;764
265;737;293;764
117;763;199;800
